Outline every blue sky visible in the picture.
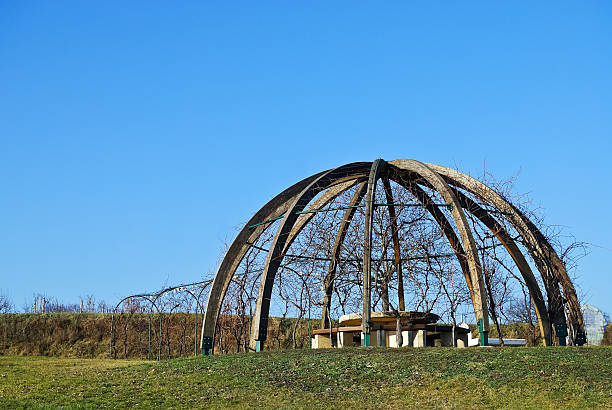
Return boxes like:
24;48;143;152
1;2;611;314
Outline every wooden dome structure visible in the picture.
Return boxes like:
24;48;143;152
199;159;585;353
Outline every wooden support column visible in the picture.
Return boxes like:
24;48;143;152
321;182;368;329
382;178;405;311
200;171;326;353
362;159;386;345
249;163;371;351
389;160;490;337
427;163;583;344
452;189;552;346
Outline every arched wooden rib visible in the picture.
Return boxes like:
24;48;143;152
381;178;405;311
425;163;583;341
281;177;364;256
203;173;363;353
200;170;327;352
391;175;475;301
451;188;552;345
249;162;372;349
389;170;489;325
320;182;368;328
362;159;387;337
389;160;489;332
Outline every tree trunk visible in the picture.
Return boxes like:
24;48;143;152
396;316;403;347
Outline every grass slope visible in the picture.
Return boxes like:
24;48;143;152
1;347;611;408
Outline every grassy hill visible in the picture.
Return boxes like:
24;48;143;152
1;347;611;408
0;313;317;359
3;312;584;361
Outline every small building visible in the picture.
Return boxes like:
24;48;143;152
311;311;470;348
582;304;607;346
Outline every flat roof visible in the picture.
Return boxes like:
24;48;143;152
339;311;440;326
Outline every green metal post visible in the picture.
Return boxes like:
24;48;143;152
201;336;212;355
109;313;114;359
478;318;488;346
256;340;263;352
194;311;198;356
158;312;162;361
575;331;587;346
308;298;311;349
362;333;370;347
554;322;568;346
148;313;151;360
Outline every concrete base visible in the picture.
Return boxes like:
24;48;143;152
337;331;353;348
312;334;332;349
414;330;427;347
361;332;379;347
386;330;412;347
311;325;471;349
376;330;386;347
440;330;454;347
456;333;468;348
407;330;415;347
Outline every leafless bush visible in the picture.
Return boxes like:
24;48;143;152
0;292;13;313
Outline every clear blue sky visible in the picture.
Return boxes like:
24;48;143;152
1;2;611;314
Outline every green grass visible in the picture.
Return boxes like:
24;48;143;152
1;347;611;408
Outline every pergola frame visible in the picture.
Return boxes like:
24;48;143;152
200;159;585;353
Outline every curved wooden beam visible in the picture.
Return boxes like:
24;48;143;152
381;178;405;311
452;188;552;345
389;172;474;299
320;182;368;328
202;174;365;353
362;159;387;338
426;163;583;342
282;177;364;255
249;162;372;349
200;170;327;352
389;159;490;332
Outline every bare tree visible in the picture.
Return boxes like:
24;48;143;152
0;292;13;313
